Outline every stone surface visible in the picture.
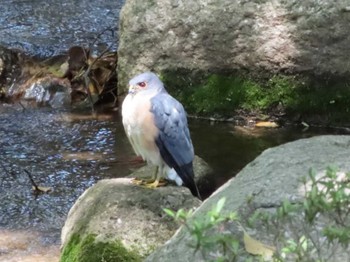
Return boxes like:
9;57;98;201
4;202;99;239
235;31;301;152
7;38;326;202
61;177;201;259
22;77;71;108
128;155;214;197
118;0;350;89
146;135;350;261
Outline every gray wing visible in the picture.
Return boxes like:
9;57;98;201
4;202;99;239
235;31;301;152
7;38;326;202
150;92;199;197
151;92;194;166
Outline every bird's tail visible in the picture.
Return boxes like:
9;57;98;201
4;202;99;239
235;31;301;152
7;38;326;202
177;163;202;200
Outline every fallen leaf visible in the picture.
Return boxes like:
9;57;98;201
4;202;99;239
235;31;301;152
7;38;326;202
243;231;275;260
32;186;52;193
255;121;279;128
301;121;309;127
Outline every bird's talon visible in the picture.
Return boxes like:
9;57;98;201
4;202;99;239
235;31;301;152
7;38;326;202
131;178;145;185
141;179;167;189
156;180;167;187
142;183;158;189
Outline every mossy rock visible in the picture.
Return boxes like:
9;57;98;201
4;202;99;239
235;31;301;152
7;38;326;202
60;178;201;262
160;69;350;125
160;69;301;115
60;234;141;262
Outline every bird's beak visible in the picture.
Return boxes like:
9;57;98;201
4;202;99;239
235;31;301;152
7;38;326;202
128;85;136;95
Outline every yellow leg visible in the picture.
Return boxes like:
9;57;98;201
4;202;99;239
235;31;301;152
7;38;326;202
141;166;167;189
142;177;168;188
131;166;157;185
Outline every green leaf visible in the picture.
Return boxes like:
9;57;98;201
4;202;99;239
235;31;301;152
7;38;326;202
163;208;175;218
228;212;238;221
309;168;317;183
215;197;226;214
299;235;308;251
175;209;186;220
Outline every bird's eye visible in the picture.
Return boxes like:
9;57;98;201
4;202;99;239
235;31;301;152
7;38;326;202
138;82;146;88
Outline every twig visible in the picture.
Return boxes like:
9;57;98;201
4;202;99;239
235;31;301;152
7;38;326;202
89;27;115;50
83;44;113;112
23;168;40;191
18;101;26;111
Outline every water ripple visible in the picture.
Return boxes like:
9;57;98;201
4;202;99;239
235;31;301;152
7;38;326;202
0;106;132;243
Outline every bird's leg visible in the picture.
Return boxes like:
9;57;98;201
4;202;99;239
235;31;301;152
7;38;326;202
142;165;167;188
131;166;158;185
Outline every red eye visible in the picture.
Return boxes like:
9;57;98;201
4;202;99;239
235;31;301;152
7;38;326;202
138;82;146;88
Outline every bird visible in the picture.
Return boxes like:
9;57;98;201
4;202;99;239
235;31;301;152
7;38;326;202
121;72;201;199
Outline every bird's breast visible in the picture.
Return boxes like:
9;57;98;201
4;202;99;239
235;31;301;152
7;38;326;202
122;94;157;134
122;93;161;164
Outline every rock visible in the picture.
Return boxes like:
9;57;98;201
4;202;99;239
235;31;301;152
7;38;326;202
21;77;71;108
128;155;214;197
60;177;201;261
145;135;350;261
1;46;117;108
118;0;350;89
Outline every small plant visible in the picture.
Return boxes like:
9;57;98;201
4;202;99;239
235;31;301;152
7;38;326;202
250;166;350;261
303;167;350;247
165;167;350;261
164;198;242;261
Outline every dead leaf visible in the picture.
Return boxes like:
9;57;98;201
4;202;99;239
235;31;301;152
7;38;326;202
243;231;275;260
255;121;279;128
32;186;52;194
68;46;89;71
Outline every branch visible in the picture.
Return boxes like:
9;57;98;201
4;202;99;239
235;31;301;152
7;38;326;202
23;168;40;191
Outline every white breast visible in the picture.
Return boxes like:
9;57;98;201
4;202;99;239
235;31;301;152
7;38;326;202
121;93;162;166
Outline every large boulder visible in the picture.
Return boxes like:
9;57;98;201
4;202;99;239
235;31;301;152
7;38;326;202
60;154;213;261
118;0;350;88
146;135;350;261
60;177;201;261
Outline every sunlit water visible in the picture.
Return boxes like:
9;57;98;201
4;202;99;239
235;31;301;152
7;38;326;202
0;104;348;260
0;0;125;57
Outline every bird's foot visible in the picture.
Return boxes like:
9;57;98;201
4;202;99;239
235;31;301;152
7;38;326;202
131;177;147;185
141;179;167;189
131;176;168;189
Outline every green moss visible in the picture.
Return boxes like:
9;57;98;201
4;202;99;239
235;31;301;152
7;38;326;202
187;75;256;114
160;69;350;124
161;71;301;115
60;234;142;262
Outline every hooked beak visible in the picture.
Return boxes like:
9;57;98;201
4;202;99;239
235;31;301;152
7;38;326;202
128;85;136;94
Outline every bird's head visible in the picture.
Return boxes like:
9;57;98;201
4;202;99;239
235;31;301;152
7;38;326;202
128;72;164;95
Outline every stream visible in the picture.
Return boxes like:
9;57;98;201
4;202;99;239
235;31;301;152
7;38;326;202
1;0;125;57
0;103;349;261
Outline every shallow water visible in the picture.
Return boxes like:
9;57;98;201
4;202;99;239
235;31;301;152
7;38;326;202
0;0;125;57
0;104;348;260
